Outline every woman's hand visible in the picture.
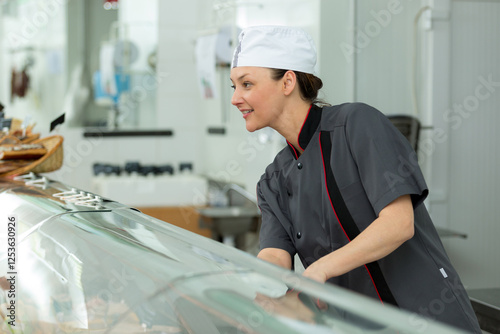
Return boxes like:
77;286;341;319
254;291;316;323
302;266;328;283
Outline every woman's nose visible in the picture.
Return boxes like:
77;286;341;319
231;89;241;106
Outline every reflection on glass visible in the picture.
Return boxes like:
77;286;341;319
0;178;465;333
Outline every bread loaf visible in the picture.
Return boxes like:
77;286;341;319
0;144;46;160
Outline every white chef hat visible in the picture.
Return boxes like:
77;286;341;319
231;25;317;75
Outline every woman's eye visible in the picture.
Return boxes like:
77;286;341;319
243;82;251;88
230;85;236;90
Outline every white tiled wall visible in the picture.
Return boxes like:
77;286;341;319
441;0;500;289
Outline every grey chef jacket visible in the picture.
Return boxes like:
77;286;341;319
257;103;480;332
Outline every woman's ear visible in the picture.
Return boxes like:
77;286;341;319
282;70;297;96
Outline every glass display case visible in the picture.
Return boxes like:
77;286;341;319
0;174;465;333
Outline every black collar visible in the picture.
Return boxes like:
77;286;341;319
287;104;323;159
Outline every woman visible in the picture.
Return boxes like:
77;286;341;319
230;25;480;332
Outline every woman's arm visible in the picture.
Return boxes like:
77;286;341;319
258;247;293;269
302;194;414;282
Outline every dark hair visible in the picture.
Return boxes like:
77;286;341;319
270;69;326;105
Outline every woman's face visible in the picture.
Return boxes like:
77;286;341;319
230;66;285;132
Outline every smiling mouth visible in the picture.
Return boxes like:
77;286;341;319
242;110;254;119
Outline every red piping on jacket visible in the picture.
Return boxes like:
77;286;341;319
286;139;299;159
318;134;385;305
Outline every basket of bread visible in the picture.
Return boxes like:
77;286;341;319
0;117;64;178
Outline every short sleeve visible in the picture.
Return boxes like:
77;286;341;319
257;178;296;257
345;104;428;215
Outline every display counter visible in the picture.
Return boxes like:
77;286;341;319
0;174;466;333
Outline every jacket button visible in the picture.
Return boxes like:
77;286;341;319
296;232;302;239
297;162;303;170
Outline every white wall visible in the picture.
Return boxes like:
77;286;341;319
319;0;355;104
439;0;500;289
354;0;423;115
